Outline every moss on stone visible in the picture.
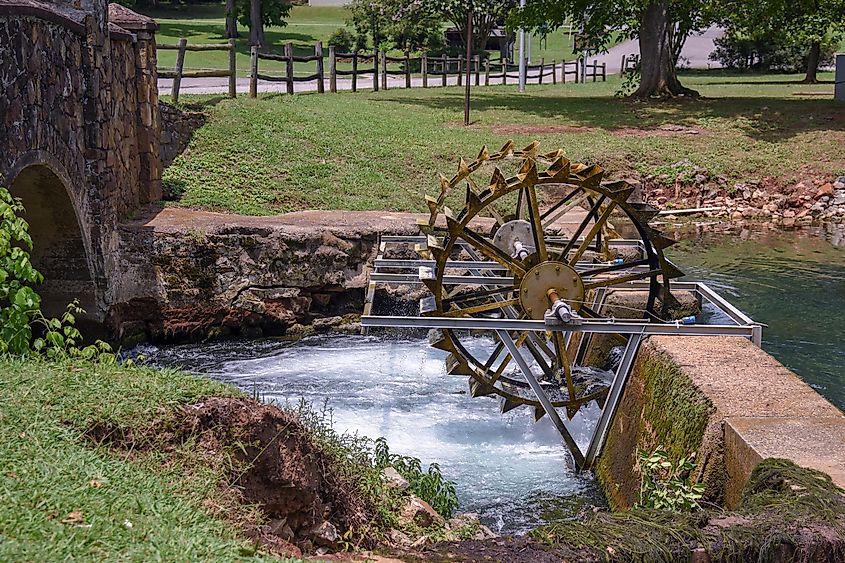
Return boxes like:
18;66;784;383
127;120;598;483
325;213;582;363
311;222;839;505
533;459;845;561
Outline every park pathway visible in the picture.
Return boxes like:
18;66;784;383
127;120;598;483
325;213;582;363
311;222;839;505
157;26;724;96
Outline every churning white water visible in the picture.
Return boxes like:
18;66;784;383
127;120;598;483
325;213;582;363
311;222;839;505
139;335;605;534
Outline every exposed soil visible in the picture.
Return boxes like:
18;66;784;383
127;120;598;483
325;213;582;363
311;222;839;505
85;396;376;558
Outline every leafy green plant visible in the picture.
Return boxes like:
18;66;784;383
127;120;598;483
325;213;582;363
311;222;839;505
0;187;118;364
32;300;117;364
373;437;459;518
0;188;44;354
635;447;705;512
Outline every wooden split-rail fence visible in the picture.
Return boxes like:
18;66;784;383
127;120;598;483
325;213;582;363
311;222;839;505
158;38;237;103
157;39;608;100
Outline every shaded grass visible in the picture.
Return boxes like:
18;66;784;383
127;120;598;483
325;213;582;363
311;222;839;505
0;358;284;561
163;70;844;215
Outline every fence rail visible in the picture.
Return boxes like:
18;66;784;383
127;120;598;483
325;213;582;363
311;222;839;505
158;38;236;102
157;39;609;100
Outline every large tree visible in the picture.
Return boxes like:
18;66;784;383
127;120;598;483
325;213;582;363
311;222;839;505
225;0;239;39
511;0;718;98
234;0;292;47
721;0;845;83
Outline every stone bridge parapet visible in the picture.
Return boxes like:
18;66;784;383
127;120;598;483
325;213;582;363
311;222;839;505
0;0;161;319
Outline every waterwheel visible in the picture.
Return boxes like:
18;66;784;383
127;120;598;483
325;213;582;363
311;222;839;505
416;142;683;459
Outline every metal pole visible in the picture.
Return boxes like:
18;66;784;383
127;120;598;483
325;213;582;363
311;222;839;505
464;10;472;126
518;0;526;92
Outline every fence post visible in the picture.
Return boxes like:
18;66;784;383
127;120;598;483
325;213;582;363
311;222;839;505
539;57;544;84
602;62;606;81
422;53;427;87
380;50;387;90
352;51;358;92
315;41;325;93
457;57;462;86
502;57;507;85
593;59;598;82
552;59;556;85
329;45;337;93
404;51;411;88
484;59;490;86
373;48;378;92
474;54;480;86
441;54;447;87
171;37;187;102
620;54;626;74
575;59;580;83
249;45;258;98
227;38;236;98
284;42;294;94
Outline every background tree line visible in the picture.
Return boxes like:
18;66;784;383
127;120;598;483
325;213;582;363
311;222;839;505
119;0;843;98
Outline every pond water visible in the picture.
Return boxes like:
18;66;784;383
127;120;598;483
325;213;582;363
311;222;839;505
667;226;845;412
139;225;844;535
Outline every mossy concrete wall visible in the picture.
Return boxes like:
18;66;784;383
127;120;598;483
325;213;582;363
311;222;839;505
596;335;845;510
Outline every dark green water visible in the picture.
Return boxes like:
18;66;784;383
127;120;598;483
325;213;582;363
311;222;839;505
667;225;845;412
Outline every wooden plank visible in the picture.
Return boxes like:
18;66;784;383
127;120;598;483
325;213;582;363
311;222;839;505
172;37;187;102
315;41;324;94
285;42;294;94
329;45;337;93
249;45;258;98
228;38;236;98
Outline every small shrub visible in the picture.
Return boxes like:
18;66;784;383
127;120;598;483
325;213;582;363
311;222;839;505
635;447;705;512
373;437;459;518
328;28;355;53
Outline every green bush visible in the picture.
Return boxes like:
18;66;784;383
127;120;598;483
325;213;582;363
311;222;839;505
328;28;356;53
711;29;837;72
635;447;705;512
0;187;116;362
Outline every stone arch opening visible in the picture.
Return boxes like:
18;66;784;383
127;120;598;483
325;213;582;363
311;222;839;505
9;164;98;324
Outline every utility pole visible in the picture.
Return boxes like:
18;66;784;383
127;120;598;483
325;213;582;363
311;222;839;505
464;10;473;126
518;0;526;92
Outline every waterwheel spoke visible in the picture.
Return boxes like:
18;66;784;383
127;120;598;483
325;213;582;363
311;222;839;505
457;227;527;277
443;297;521;317
443;286;516;307
556;195;606;261
526;184;548;262
583;269;662;291
579;258;650;279
551;331;577;401
568;202;617;267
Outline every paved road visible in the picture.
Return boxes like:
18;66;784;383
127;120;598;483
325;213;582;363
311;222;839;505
158;27;724;96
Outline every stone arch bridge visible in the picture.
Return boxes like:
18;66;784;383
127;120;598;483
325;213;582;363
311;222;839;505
0;0;161;323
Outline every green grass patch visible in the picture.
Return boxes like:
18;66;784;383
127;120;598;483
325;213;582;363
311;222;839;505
163;70;844;215
0;357;281;561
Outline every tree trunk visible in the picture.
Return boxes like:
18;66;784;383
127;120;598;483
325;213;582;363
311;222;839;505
632;0;698;99
249;0;263;47
803;41;821;84
225;0;239;39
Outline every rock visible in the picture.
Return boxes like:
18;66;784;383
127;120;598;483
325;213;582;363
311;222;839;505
833;195;845;206
389;528;412;547
311;521;339;548
731;211;743;221
783;209;796;218
400;495;445;528
382;467;410;491
816;183;834;198
752;189;766;200
782;217;796;228
312;315;344;332
448;513;498;540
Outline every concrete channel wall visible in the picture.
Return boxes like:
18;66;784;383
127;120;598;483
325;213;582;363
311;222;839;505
596;334;845;509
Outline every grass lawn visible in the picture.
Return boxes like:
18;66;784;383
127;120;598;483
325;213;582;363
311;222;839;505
162;70;844;215
0;358;285;561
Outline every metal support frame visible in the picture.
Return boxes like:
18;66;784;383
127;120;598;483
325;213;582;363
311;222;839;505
361;233;763;470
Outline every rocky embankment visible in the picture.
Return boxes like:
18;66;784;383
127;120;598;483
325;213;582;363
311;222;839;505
641;161;845;227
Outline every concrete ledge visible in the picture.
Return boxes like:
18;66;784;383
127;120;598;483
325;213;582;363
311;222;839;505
596;334;845;509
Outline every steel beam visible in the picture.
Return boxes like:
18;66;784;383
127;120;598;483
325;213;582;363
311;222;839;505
497;330;586;469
